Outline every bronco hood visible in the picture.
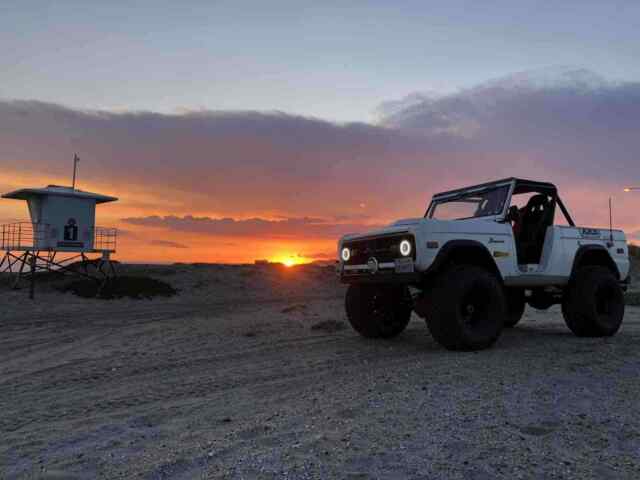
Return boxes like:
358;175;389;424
340;218;423;242
391;217;423;226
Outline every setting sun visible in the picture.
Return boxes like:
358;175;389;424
272;253;309;267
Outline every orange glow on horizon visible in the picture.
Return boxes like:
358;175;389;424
0;171;341;265
2;171;637;265
271;253;312;267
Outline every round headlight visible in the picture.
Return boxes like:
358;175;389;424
399;239;412;257
341;247;351;262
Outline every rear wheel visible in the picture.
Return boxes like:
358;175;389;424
562;266;624;337
345;284;412;339
426;265;506;351
504;288;526;327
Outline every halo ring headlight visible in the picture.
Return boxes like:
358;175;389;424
341;247;351;262
399;239;412;257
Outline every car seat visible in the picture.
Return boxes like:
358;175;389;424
517;194;552;264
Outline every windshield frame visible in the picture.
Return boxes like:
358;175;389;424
425;181;515;221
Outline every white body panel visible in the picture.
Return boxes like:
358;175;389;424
339;217;630;286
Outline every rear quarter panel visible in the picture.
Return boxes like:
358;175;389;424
557;226;629;280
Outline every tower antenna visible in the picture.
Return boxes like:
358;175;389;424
72;154;80;190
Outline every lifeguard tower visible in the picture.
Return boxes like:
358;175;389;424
0;160;119;291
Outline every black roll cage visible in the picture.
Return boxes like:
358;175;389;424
425;177;575;227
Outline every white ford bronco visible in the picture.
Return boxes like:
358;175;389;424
337;178;630;351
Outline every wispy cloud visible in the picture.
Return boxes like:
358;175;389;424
122;215;382;239
301;252;335;260
148;239;189;249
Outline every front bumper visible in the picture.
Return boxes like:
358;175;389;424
338;258;421;284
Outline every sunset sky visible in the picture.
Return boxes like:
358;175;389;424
1;1;639;264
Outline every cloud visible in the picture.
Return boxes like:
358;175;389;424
115;228;137;238
379;67;640;186
122;215;381;239
374;67;640;227
332;213;372;222
302;252;335;259
148;239;189;249
1;66;640;242
0;100;450;221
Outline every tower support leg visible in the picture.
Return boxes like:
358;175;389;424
29;253;36;299
12;252;28;289
2;249;117;295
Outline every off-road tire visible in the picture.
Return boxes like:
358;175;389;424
562;266;624;337
345;284;412;339
505;288;526;328
426;265;506;351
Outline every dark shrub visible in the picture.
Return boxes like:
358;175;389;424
60;275;177;299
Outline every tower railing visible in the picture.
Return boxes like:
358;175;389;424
0;221;117;252
94;226;117;252
0;222;49;250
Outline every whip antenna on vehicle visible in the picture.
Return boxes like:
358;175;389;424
609;197;614;245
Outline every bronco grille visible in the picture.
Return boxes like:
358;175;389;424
343;234;415;265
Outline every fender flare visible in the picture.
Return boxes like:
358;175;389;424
570;244;620;280
425;239;502;280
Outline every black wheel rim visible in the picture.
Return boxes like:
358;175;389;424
460;282;492;333
368;289;397;332
595;283;616;317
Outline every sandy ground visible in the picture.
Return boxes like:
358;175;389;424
2;263;640;479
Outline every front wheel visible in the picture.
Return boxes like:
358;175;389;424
562;266;624;337
426;265;506;351
345;284;412;339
